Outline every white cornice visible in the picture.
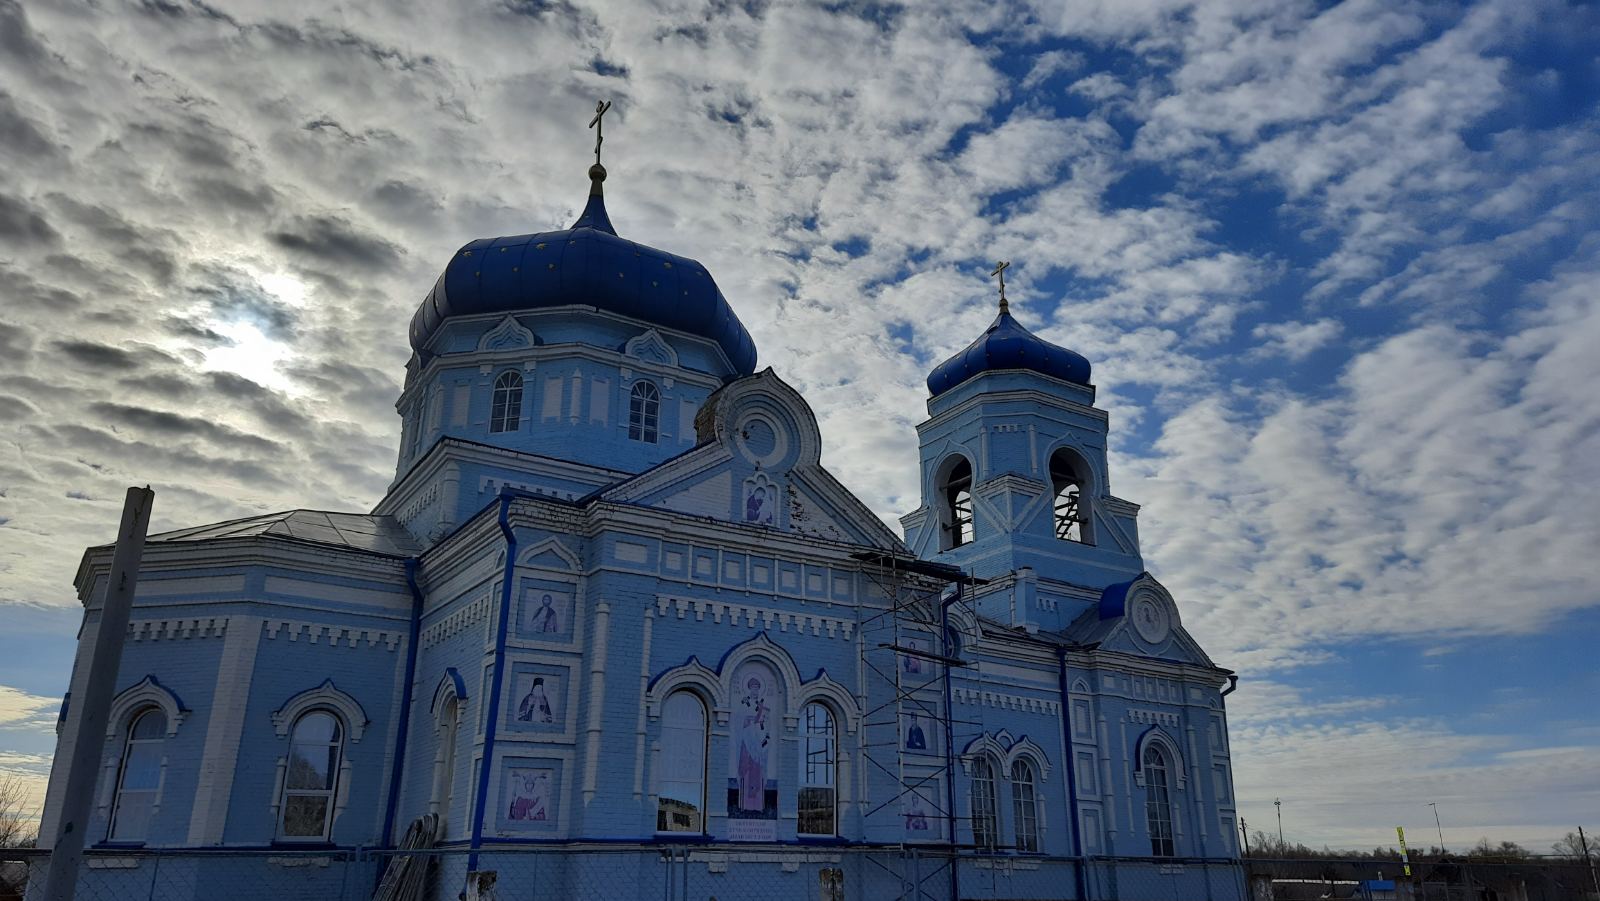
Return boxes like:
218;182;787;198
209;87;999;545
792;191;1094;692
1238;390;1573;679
919;384;1109;433
378;436;628;511
75;538;409;603
408;304;737;392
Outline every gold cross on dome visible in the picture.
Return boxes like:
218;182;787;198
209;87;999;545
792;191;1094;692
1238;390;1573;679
990;260;1011;313
588;100;613;166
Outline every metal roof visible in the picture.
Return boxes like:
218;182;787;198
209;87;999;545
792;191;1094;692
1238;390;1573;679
407;175;758;376
147;510;422;557
926;309;1092;397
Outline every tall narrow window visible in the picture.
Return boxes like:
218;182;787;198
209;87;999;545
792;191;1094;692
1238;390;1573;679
1144;746;1175;857
945;458;974;548
109;708;165;842
430;696;460;834
798;703;837;836
1011;759;1039;852
629;381;660;443
491;371;524;433
279;711;344;841
1050;450;1090;543
657;692;707;833
971;757;999;850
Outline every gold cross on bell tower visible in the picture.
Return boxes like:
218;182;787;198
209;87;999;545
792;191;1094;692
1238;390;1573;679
588;100;613;167
990;260;1011;314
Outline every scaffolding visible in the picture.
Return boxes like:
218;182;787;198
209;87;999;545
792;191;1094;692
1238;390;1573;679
852;552;986;901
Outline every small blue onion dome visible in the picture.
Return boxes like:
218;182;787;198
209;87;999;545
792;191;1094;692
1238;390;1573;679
408;164;758;376
926;307;1092;397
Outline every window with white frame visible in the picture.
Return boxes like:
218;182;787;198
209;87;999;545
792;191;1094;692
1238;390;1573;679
491;370;524;433
279;710;344;841
430;696;460;834
798;703;837;836
1011;758;1040;852
656;691;707;833
971;756;999;850
1144;745;1175;857
109;707;165;842
629;381;660;443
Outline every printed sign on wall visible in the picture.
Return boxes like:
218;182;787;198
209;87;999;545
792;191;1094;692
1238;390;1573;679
725;659;780;841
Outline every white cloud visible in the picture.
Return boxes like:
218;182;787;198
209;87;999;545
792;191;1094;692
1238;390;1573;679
1250;317;1343;361
0;686;57;732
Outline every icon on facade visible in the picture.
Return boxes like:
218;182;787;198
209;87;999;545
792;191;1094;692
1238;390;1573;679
517;586;574;641
506;768;552;822
904;712;928;750
517;677;554;724
726;660;779;840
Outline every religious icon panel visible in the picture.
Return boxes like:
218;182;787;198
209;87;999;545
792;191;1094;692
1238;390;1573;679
725;659;780;841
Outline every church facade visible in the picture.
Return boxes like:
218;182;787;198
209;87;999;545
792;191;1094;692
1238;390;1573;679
39;153;1244;900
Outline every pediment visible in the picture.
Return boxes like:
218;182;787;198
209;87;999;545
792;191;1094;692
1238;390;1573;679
623;328;678;366
478;315;538;352
601;370;903;550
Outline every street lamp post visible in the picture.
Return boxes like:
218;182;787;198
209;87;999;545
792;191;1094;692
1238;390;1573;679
1275;798;1284;848
1428;802;1445;854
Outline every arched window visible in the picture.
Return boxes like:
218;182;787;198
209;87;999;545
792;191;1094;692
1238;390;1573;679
279;710;344;841
109;707;165;842
491;371;524;433
798;703;837;836
1050;450;1088;543
971;756;999;850
656;691;707;833
629;381;660;443
1143;745;1175;857
944;458;974;548
1011;758;1039;852
430;696;460;834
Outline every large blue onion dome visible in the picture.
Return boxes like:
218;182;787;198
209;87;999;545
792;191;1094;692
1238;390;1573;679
926;304;1092;397
408;164;758;376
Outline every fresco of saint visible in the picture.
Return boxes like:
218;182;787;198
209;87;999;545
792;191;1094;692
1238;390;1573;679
518;677;555;724
734;674;770;811
507;770;550;822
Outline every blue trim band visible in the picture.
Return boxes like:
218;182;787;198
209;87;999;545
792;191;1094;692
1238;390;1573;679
468;493;519;873
1057;648;1089;900
380;557;426;849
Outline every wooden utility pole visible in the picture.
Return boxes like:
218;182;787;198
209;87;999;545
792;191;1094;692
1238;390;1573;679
43;487;154;901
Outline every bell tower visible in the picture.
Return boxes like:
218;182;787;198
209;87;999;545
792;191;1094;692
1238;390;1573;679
901;265;1146;630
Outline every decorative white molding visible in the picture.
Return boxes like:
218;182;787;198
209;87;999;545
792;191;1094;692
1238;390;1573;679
718;632;805;726
653;595;855;640
1127;708;1181;728
795;671;862;735
127;618;227;641
431;668;468;717
477;316;538;352
644;657;726;723
106;676;186;738
624;328;679;367
1131;726;1187;790
263;620;402;651
517;536;580;572
1006;736;1053;782
422;596;492;650
272;680;370;742
950;685;1058;715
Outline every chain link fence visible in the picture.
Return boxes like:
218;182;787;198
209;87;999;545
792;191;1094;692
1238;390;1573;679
1242;857;1600;901
5;846;1589;901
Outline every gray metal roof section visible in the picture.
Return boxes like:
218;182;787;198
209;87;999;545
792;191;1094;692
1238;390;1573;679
147;510;422;557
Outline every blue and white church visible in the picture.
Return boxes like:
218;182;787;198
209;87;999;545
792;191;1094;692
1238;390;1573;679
40;140;1244;900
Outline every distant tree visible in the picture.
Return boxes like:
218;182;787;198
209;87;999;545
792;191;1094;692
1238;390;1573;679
1465;838;1532;861
0;775;38;849
1552;832;1595;861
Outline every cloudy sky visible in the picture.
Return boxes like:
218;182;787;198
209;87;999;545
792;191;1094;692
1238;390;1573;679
1;0;1597;850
